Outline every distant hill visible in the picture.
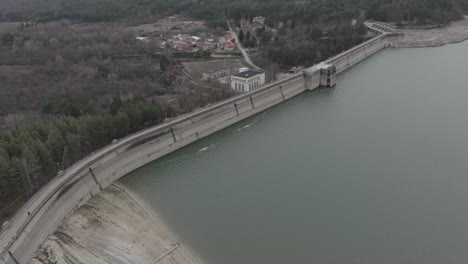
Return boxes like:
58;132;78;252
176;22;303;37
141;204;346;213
0;0;467;25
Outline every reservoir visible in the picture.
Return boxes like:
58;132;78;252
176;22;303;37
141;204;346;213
121;41;468;264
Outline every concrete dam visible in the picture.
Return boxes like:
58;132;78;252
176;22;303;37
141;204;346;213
0;33;390;264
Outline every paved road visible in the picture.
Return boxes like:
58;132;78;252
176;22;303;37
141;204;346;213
0;107;232;262
226;20;263;71
0;135;123;263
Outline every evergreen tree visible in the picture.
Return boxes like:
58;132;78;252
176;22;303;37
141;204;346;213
245;30;251;42
160;54;173;72
65;133;81;164
238;29;245;43
109;112;131;139
33;140;55;179
0;149;12;201
110;97;123;115
46;127;65;164
18;146;40;194
1;33;15;47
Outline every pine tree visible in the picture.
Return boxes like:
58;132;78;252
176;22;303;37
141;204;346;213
246;30;251;42
18;146;40;194
33;140;56;179
110;97;123;115
0;149;11;201
65;133;81;164
46;126;65;164
109;112;131;139
238;29;245;43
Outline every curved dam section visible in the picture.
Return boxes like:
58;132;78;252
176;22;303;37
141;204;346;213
122;40;468;264
0;34;389;264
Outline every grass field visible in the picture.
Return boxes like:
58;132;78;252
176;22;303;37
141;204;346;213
182;58;249;81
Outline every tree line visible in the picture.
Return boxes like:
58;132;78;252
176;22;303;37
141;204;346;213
225;0;466;26
0;98;175;220
2;0;466;25
238;29;258;48
264;24;367;67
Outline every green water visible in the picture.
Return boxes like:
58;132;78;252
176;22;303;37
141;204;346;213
121;41;468;264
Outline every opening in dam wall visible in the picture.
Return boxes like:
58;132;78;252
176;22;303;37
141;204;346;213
0;33;390;264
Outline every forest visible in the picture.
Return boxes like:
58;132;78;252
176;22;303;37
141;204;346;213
1;0;467;25
2;0;466;66
0;20;234;221
0;98;175;220
1;0;468;223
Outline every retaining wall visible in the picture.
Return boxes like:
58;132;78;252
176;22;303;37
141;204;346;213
0;34;389;264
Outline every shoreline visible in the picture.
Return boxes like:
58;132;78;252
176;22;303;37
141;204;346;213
114;183;206;264
389;17;468;48
28;183;205;264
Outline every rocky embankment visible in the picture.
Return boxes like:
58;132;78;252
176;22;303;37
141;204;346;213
28;184;204;264
389;17;468;48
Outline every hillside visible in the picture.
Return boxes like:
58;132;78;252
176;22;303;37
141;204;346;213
1;0;467;25
1;0;468;230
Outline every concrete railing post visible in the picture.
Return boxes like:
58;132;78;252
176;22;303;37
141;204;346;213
7;251;18;264
249;96;255;109
279;86;285;101
170;127;177;143
234;103;239;116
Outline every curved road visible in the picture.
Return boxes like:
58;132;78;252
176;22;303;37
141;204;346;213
0;71;303;264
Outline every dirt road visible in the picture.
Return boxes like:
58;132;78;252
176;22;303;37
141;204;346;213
226;20;263;71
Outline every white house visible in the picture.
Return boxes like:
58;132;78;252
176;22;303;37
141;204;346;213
230;69;265;92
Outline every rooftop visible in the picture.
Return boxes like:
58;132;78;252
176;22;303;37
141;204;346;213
233;70;263;79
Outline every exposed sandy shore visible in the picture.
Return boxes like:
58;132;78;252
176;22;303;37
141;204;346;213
28;183;204;264
389;16;468;48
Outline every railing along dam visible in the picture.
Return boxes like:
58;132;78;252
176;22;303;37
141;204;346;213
0;33;390;264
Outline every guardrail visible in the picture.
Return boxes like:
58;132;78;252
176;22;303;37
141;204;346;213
324;33;388;65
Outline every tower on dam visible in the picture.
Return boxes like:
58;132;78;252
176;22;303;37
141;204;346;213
303;62;337;90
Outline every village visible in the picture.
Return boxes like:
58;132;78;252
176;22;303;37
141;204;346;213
130;15;238;53
129;15;283;93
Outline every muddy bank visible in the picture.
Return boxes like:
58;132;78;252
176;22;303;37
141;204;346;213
389;17;468;48
28;184;204;264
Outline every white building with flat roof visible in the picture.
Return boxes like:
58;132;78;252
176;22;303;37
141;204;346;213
230;69;265;92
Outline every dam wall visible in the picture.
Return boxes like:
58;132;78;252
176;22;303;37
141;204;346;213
325;33;388;74
304;34;388;90
0;34;390;264
1;73;307;264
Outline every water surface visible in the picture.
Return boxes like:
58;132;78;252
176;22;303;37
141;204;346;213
122;42;468;264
